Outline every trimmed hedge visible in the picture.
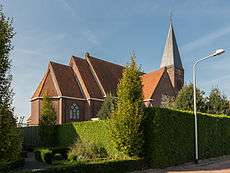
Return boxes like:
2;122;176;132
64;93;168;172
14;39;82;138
22;109;230;168
56;120;119;158
22;121;120;158
143;107;230;167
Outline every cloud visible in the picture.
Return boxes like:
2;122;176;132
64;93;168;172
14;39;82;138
182;25;230;53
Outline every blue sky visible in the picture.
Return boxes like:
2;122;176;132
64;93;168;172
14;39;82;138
2;0;230;119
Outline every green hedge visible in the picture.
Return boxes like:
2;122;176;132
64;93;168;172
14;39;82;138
22;110;230;168
143;107;230;167
22;120;120;158
56;120;119;157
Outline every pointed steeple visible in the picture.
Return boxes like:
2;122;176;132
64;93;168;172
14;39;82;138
160;17;183;69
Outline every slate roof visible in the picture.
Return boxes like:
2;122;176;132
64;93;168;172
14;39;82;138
160;21;183;69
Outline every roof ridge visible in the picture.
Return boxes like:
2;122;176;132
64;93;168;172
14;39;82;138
70;57;91;99
49;62;63;96
50;61;71;68
87;55;124;68
141;67;165;77
85;56;107;97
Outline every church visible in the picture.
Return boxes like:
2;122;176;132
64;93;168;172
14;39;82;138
27;20;184;126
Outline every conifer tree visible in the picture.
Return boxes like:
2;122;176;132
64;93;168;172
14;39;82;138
207;87;230;115
110;55;144;156
97;93;116;120
174;83;206;112
161;95;176;109
40;92;56;126
0;7;22;161
39;92;56;146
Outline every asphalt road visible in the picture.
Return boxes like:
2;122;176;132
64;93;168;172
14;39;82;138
132;156;230;173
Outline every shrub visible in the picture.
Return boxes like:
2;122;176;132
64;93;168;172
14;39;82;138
68;141;108;162
16;159;145;173
0;158;25;172
52;147;69;160
34;148;53;164
90;143;108;159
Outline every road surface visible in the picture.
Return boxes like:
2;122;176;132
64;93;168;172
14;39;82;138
132;156;230;173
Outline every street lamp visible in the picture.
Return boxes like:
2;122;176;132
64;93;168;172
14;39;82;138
193;48;225;164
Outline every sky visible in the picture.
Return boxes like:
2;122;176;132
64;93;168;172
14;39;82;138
2;0;230;119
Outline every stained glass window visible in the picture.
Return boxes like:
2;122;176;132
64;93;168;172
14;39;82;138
69;104;80;120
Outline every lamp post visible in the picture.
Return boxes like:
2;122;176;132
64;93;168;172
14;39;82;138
193;48;225;164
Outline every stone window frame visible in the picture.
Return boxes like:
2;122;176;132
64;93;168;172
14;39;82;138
69;103;80;120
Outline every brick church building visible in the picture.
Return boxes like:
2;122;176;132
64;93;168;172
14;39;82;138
27;20;184;126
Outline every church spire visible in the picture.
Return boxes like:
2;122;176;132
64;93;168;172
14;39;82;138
160;17;183;69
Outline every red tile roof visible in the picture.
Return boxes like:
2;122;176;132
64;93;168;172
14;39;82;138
50;62;84;98
86;56;124;96
71;56;104;98
141;68;165;100
32;54;167;102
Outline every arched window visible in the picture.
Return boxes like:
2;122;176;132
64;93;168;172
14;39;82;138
69;103;80;120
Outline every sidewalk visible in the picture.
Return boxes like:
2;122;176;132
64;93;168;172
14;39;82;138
132;156;230;173
14;152;50;172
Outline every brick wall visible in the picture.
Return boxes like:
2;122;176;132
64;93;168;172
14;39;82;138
151;71;175;106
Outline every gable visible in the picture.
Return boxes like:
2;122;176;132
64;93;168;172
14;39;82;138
152;70;176;104
32;69;58;98
40;70;58;96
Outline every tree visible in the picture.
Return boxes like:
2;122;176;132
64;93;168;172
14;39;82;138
97;93;116;120
110;55;144;156
174;83;206;112
40;92;56;126
207;87;230;115
161;95;175;109
39;92;56;146
0;7;22;161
